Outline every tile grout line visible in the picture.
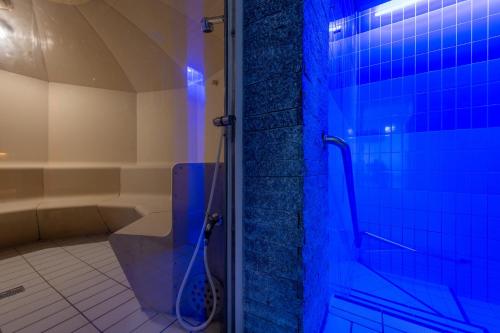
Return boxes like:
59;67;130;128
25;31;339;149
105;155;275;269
11;300;74;333
159;319;179;333
13;247;103;333
40;313;87;333
61;244;112;259
0;281;49;308
105;308;150;332
0;287;57;318
57;271;108;294
0;296;62;324
57;244;130;290
85;289;134;318
130;313;161;333
93;299;143;332
66;280;123;306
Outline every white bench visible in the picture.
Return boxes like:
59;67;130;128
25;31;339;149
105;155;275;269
0;165;172;248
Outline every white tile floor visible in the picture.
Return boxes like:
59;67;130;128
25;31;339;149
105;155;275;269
0;235;220;333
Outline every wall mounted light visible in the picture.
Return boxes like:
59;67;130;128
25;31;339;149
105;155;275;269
384;125;396;134
329;22;342;33
187;66;204;87
374;0;423;17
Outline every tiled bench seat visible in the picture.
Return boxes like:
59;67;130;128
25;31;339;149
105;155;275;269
0;165;172;248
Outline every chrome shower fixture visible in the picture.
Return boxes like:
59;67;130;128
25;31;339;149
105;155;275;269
0;0;13;11
201;15;224;33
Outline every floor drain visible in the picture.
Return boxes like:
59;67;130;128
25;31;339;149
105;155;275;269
0;286;25;300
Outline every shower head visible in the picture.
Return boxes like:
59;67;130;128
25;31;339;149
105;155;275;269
200;15;224;33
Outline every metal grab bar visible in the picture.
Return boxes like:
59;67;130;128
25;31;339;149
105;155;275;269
363;232;416;252
323;134;361;248
324;134;417;253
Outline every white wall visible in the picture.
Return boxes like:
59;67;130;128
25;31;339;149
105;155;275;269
48;83;137;163
137;70;225;163
0;69;223;165
0;70;49;163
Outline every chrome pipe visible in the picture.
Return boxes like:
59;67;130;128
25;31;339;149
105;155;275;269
323;134;361;248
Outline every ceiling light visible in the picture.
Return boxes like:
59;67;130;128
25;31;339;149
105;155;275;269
374;0;423;17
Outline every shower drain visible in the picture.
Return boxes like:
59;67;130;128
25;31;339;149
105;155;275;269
0;286;25;300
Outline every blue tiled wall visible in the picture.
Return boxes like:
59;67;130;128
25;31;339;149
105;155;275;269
329;0;500;304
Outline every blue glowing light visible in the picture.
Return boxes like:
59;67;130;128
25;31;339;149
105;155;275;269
329;22;342;33
187;66;204;87
374;0;424;16
324;0;500;330
186;66;206;162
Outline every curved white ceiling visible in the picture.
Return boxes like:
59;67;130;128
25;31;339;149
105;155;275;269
0;0;224;92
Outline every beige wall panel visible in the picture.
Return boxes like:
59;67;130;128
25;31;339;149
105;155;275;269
0;0;48;81
137;70;225;163
78;0;185;92
0;70;49;163
33;0;134;91
137;89;189;163
48;83;137;163
43;167;120;197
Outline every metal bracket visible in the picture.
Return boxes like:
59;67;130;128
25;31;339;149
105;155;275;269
213;115;236;127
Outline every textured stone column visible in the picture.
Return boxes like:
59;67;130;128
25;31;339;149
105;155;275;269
243;0;330;332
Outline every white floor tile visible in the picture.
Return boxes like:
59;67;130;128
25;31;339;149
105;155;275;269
93;298;141;331
104;308;157;333
16;306;78;333
72;323;100;333
0;292;62;324
83;289;135;320
44;314;90;333
0;235;206;333
133;313;176;333
0;299;70;332
0;286;55;316
67;279;120;304
75;283;127;312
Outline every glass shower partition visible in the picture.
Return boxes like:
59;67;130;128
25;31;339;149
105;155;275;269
325;0;500;331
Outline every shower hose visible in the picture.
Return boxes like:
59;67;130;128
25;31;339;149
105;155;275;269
175;128;224;332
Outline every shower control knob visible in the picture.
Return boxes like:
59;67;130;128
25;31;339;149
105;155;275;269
204;213;223;242
213;115;236;127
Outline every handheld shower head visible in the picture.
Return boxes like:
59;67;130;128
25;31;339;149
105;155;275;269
200;15;224;33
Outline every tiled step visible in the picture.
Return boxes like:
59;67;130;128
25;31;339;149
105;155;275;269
329;291;488;333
